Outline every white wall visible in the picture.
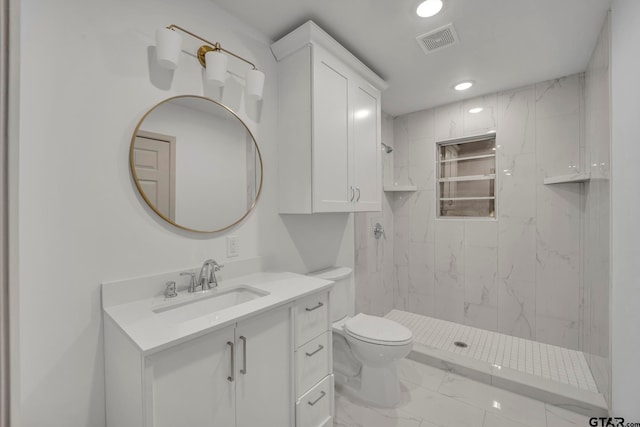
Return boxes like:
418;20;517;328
582;14;611;406
611;0;640;419
18;0;353;426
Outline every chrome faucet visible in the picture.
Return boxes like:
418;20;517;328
197;259;224;291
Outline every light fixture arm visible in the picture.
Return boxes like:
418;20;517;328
166;24;258;70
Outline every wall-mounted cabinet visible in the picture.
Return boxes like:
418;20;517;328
272;21;388;213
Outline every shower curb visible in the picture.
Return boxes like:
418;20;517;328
407;340;608;418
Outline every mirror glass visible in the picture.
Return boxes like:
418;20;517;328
130;95;262;232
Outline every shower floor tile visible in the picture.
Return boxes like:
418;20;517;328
384;310;607;417
385;310;597;392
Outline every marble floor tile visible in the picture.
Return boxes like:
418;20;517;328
397;358;447;391
545;404;593;427
334;393;423;427
395;383;485;427
483;412;530;427
437;373;547;427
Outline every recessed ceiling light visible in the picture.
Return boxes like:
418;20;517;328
416;0;443;18
454;81;473;91
469;107;483;114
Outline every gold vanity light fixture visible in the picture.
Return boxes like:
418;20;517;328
155;24;265;100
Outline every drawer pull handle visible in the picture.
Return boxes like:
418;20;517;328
240;336;247;375
227;341;234;382
305;302;324;312
308;391;326;406
305;344;324;357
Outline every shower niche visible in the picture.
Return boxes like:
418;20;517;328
437;135;496;218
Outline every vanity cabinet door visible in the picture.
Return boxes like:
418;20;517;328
235;305;293;427
146;325;236;427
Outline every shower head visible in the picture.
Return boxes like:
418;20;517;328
381;142;393;153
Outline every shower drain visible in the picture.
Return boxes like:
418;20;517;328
453;341;468;348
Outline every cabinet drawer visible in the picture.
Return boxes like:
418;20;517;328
296;332;331;397
295;292;329;347
296;374;333;427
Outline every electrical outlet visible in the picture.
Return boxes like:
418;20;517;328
227;235;239;257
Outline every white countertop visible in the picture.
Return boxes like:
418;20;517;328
103;271;333;355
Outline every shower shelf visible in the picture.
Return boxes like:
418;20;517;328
440;196;495;201
439;153;496;163
383;185;417;192
543;172;591;184
438;174;496;183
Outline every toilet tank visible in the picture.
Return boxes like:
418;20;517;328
308;266;354;322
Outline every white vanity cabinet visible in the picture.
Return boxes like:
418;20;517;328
293;291;334;427
272;21;387;214
148;324;236;427
105;305;293;427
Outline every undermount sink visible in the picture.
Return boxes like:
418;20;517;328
153;285;269;323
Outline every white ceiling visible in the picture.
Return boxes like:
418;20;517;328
212;0;612;117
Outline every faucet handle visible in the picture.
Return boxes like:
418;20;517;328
213;263;224;272
180;272;197;293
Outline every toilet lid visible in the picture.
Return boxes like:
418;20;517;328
344;313;413;345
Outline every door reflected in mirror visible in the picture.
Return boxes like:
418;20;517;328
130;96;262;233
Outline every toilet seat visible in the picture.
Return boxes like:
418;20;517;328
343;313;413;346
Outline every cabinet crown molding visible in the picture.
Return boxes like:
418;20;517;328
270;20;388;92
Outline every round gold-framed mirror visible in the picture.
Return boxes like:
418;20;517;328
130;95;263;233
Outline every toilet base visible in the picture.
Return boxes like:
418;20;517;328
336;363;401;408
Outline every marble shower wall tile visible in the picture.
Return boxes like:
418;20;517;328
498;153;536;221
408;241;436;317
497;85;536;159
463;94;498;136
409;190;435;243
435;102;464;141
497;219;537;340
434;221;465;323
354;118;396;317
535;75;583;177
464;221;498;331
408;137;436;190
535;185;581;349
394;115;409;171
382;112;395;188
385;73;586;352
407;108;436;191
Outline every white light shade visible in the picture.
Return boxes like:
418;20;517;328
205;50;228;87
469;107;483;114
246;69;265;101
416;0;443;17
155;28;182;69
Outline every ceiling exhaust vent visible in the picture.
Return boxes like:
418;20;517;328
416;23;459;55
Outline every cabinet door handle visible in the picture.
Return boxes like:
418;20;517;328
240;336;247;375
356;187;361;202
307;391;326;406
227;341;234;382
305;344;324;357
350;186;355;202
305;302;324;312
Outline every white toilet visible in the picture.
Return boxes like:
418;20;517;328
309;267;413;407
